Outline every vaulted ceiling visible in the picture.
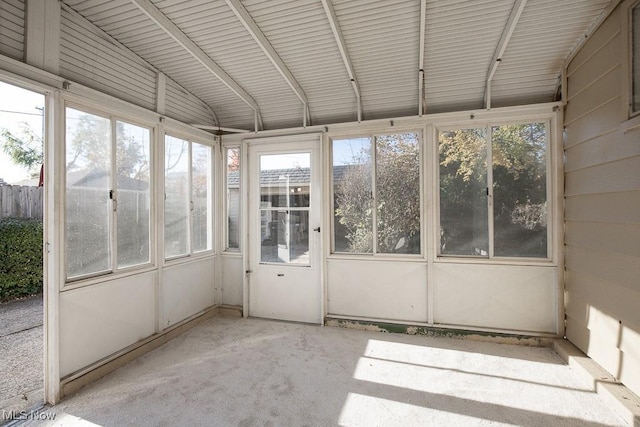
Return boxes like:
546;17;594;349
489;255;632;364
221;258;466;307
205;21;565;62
60;0;612;130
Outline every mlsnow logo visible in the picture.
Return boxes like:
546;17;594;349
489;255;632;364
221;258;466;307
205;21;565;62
1;409;57;421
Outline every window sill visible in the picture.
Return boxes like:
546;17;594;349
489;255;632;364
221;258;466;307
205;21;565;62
328;254;426;263
619;114;640;135
163;251;216;267
434;256;556;267
62;264;157;292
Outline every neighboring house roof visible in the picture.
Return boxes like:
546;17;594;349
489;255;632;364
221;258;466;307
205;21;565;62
67;168;149;191
227;164;359;188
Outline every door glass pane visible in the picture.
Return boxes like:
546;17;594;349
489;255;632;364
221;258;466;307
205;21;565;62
259;153;310;208
439;128;488;256
375;133;421;254
332;138;373;253
65;108;112;278
164;135;189;258
192;143;212;253
116;121;151;268
492;123;547;257
259;153;311;264
260;210;309;264
226;148;240;250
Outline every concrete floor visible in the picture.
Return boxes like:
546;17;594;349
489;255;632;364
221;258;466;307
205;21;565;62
28;316;627;427
0;295;43;412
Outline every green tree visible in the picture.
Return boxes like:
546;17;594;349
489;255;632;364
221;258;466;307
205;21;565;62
335;133;420;254
0;123;43;178
439;123;547;257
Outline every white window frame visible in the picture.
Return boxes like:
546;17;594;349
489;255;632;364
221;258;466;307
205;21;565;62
435;120;552;262
163;132;215;263
329;129;424;259
63;102;156;283
223;144;241;253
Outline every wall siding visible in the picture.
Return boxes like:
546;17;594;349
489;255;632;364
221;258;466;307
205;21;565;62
59;9;156;111
564;1;640;397
0;0;24;60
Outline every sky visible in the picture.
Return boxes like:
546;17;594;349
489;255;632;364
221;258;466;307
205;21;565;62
0;81;45;184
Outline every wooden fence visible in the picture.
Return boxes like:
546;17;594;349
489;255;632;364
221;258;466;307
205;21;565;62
0;185;43;219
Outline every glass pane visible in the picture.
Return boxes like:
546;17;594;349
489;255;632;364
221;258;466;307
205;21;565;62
332;138;373;253
260;209;309;264
439;128;488;256
633;5;640;113
259;153;310;209
192;143;212;253
65;108;111;278
226;148;240;250
375;133;421;254
164;135;189;258
116;121;151;268
492;123;547;257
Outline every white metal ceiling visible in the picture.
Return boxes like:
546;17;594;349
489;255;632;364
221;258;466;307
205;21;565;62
60;0;613;130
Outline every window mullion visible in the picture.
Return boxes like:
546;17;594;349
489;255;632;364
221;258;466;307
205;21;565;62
487;125;495;259
187;141;193;255
371;136;377;255
110;118;118;272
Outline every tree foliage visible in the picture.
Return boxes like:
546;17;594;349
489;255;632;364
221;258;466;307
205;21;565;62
67;114;149;180
439;123;547;257
334;133;420;254
0;124;43;178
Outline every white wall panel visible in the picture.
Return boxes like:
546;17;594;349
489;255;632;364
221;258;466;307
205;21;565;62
162;257;216;328
59;8;157;111
433;263;557;334
0;0;24;60
59;272;157;377
221;254;243;306
327;259;427;323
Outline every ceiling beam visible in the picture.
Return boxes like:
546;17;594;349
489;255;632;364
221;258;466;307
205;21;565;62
418;0;426;116
484;0;527;109
129;0;262;128
321;0;362;122
225;0;310;126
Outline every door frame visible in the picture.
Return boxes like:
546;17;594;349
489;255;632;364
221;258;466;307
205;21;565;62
242;133;324;324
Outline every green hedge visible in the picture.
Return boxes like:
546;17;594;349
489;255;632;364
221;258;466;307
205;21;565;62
0;218;43;301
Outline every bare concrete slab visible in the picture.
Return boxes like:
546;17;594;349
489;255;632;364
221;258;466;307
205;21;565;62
28;317;628;426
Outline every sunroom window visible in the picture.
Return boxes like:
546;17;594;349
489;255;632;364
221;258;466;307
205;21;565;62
332;132;421;255
164;135;213;259
65;107;151;280
226;147;240;251
438;122;548;259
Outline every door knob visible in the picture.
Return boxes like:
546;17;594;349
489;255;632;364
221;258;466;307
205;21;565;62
313;227;320;232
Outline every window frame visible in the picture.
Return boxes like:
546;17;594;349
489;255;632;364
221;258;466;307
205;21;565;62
63;102;155;283
435;119;552;262
329;129;424;259
163;132;215;263
223;144;241;253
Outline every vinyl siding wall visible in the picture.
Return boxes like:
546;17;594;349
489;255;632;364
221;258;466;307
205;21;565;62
564;0;640;397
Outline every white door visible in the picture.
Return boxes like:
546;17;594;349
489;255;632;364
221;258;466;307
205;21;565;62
247;136;322;324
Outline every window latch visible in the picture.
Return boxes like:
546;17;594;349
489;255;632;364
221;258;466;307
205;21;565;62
109;189;117;211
